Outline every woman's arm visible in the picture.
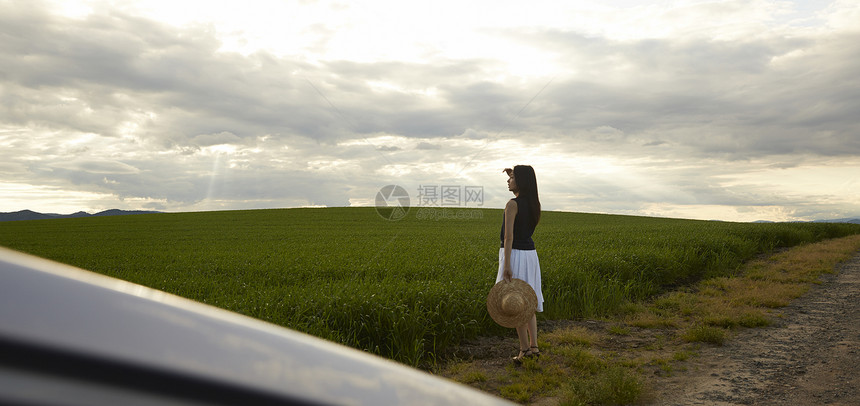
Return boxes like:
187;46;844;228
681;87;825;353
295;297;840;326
503;198;517;282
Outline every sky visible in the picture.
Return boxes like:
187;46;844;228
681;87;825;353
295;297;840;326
1;0;858;222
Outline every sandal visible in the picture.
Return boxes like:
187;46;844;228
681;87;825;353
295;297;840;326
512;348;530;364
512;346;540;364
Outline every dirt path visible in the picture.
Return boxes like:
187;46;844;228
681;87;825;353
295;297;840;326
646;252;860;405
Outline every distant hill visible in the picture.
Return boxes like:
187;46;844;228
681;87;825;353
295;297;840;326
813;218;860;224
754;218;860;224
0;209;160;222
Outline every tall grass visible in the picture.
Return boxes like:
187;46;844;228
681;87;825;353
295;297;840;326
1;208;858;366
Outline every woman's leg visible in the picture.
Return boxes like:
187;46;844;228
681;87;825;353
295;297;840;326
515;324;530;352
527;314;539;352
514;314;539;361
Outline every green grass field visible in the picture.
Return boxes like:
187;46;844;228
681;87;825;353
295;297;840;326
1;207;858;366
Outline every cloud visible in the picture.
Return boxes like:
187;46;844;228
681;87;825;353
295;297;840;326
51;160;141;175
191;132;243;147
504;27;860;160
416;142;441;150
1;1;858;221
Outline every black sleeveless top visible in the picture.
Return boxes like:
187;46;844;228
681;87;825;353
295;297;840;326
500;196;536;250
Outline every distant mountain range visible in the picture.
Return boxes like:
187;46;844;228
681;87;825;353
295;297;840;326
752;218;860;224
2;209;858;224
812;218;860;224
0;209;160;222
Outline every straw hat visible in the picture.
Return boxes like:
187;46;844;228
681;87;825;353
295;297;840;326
487;279;538;328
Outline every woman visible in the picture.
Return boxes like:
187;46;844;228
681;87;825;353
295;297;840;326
498;165;544;363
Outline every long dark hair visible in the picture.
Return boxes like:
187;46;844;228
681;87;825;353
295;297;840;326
513;165;541;226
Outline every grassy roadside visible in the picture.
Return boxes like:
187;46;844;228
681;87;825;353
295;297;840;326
439;234;860;405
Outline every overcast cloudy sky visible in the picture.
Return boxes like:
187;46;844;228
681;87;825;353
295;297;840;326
1;0;858;221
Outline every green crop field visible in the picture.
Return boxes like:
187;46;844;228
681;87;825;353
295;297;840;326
2;207;858;367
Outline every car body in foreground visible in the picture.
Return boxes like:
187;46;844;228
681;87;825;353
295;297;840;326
0;247;512;406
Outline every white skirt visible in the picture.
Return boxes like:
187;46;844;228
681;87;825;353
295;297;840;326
497;248;544;312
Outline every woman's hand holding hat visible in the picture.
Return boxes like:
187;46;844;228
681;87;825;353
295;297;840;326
487;278;538;328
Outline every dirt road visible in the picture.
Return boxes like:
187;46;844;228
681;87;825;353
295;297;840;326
647;252;860;405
